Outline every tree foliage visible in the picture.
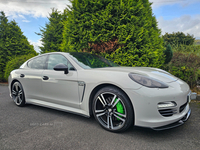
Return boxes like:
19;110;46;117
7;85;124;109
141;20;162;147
163;44;173;64
38;8;65;53
61;0;165;67
163;32;195;46
4;54;35;81
0;11;36;81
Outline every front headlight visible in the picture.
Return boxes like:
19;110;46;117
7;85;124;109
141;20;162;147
128;73;168;88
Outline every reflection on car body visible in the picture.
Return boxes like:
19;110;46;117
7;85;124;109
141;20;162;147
8;52;197;132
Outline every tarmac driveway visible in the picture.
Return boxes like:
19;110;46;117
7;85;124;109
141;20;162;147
0;85;200;150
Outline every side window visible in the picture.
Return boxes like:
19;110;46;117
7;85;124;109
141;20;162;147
47;54;75;70
28;55;47;69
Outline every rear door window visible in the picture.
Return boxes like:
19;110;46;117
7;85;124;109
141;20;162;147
28;55;48;69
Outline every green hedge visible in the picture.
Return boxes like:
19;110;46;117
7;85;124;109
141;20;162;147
4;54;36;81
163;52;200;88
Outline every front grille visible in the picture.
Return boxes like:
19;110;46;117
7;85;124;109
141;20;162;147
159;108;177;117
180;102;187;113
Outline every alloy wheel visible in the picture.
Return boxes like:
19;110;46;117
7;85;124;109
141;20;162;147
94;92;127;130
12;82;25;106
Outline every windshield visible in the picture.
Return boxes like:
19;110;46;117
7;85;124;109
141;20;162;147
69;52;119;69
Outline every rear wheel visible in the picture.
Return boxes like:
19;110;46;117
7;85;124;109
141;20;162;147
11;82;25;107
93;86;134;132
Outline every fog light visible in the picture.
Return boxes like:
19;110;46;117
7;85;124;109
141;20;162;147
158;102;177;109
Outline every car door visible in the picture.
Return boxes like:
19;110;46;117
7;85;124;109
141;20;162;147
41;54;80;108
20;55;48;101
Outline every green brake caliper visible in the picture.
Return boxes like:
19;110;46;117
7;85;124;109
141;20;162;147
115;99;124;120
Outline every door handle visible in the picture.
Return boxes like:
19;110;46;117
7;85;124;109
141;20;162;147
20;74;25;78
43;76;49;80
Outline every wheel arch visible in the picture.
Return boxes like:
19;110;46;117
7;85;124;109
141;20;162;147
88;83;135;123
10;79;20;92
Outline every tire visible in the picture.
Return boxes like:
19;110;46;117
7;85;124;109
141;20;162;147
92;86;134;132
11;82;26;107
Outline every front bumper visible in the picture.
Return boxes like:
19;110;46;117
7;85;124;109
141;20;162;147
152;108;191;131
124;79;196;129
152;92;196;131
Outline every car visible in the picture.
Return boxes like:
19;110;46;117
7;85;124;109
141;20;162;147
8;52;197;132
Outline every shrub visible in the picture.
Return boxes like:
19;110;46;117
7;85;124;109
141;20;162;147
172;44;200;56
4;54;36;81
163;32;195;46
163;52;200;88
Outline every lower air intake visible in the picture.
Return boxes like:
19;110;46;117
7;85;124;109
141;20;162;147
159;108;177;117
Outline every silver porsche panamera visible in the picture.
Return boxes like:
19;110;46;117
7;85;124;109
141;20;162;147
8;52;197;132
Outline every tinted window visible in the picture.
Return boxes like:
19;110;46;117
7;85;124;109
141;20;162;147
69;52;119;69
28;55;47;69
47;54;74;70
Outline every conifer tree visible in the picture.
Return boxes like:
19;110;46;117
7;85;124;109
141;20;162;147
38;9;64;53
62;0;165;67
164;44;173;64
0;11;8;80
0;11;36;81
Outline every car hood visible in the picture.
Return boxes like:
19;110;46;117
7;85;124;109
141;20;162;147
93;67;178;83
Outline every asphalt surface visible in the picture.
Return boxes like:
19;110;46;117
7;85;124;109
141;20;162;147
0;85;200;150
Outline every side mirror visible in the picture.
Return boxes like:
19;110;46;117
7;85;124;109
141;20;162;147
53;63;69;74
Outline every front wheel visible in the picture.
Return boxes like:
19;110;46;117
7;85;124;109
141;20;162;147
92;86;134;132
11;82;26;107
